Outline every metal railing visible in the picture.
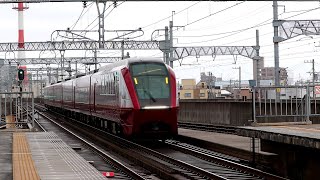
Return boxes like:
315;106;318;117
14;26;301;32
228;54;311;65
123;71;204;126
0;92;34;129
252;85;315;125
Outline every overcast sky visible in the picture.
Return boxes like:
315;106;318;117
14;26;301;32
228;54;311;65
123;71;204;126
1;1;320;83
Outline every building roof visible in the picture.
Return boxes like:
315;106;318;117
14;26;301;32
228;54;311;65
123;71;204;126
221;89;232;95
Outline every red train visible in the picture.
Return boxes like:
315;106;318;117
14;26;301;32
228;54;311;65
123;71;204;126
44;57;179;139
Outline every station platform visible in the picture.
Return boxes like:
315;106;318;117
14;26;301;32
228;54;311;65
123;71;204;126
1;131;106;180
177;128;277;166
178;126;320;178
236;124;320;149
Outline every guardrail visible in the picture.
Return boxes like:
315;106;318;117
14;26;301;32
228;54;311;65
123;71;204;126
0;92;34;129
252;85;316;125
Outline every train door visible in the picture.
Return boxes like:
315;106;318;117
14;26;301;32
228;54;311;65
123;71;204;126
114;71;120;106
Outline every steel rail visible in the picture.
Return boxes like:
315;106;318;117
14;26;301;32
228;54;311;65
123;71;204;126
33;106;146;180
165;139;287;180
44;105;228;180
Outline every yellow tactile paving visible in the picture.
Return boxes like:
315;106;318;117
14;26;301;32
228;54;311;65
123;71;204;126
6;115;15;129
12;133;40;180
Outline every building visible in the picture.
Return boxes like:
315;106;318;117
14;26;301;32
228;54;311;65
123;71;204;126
253;57;265;82
200;72;216;87
179;79;209;99
179;79;232;99
196;82;209;99
0;65;17;92
179;79;197;99
261;67;288;85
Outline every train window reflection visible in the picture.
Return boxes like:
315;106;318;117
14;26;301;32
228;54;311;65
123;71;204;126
130;63;170;101
131;63;167;76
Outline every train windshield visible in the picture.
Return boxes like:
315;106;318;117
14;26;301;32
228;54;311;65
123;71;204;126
130;62;170;107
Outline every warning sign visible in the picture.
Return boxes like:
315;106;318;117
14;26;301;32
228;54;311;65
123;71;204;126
276;88;281;93
315;86;320;94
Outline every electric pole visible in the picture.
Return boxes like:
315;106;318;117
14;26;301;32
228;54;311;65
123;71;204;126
208;72;213;99
305;59;315;98
164;26;169;66
169;21;173;68
255;29;261;87
273;1;280;102
233;66;241;99
273;1;280;87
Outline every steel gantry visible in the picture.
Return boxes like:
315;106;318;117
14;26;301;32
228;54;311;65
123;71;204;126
275;20;320;42
2;56;122;65
173;46;257;61
273;1;320;88
0;40;161;51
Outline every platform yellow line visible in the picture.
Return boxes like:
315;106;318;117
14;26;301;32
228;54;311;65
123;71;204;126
12;133;40;180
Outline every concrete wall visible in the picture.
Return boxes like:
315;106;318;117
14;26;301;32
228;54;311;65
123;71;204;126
178;99;252;126
178;99;320;125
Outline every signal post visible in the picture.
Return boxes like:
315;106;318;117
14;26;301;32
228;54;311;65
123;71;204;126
17;68;24;123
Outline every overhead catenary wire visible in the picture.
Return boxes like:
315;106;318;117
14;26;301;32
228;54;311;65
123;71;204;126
88;1;126;32
70;2;94;31
176;5;320;45
141;1;201;30
77;2;125;36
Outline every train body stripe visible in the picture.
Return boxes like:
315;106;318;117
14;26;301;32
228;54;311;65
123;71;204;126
168;68;176;107
121;67;140;109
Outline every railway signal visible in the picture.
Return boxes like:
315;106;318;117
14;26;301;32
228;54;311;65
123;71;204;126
18;69;25;81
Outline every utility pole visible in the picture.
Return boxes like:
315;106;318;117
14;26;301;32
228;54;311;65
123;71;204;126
233;67;241;99
255;29;261;87
121;41;124;60
169;21;173;68
209;72;213;99
75;61;78;77
47;66;51;84
305;59;315;98
273;1;280;87
164;26;169;66
40;74;43;98
60;50;65;81
36;70;39;97
94;50;98;71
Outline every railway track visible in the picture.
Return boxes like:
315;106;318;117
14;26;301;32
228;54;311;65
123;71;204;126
161;139;286;180
34;103;287;180
31;104;151;180
38;105;227;179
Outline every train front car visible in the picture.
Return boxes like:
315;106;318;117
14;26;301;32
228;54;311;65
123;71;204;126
121;58;178;139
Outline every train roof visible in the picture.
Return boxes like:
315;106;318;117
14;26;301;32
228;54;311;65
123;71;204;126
98;57;164;72
45;57;165;87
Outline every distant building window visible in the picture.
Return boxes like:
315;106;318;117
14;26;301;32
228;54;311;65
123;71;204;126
184;93;191;98
199;93;205;97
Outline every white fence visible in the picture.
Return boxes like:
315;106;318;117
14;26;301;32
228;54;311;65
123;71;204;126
252;85;317;125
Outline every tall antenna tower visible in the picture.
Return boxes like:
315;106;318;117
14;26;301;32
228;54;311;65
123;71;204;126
13;2;29;64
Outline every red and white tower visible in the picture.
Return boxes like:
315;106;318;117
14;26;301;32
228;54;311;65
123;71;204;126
13;2;28;62
13;2;29;86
